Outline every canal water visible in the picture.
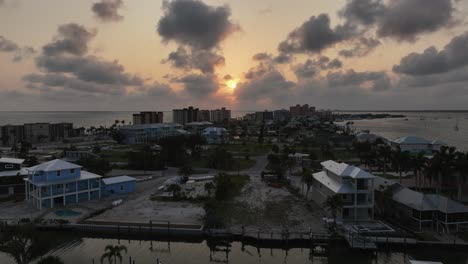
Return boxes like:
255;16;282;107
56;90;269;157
1;237;468;264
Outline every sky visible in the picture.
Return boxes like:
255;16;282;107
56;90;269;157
1;0;468;111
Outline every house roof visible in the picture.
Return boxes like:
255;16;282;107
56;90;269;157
393;136;431;145
102;176;136;185
202;127;227;135
185;121;213;126
120;123;182;130
321;160;375;179
313;171;356;194
27;159;82;172
374;176;468;214
431;139;447;145
24;170;102;186
0;157;25;164
0;168;29;177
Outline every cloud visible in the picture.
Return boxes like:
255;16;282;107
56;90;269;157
174;73;219;98
92;0;124;22
23;23;143;98
157;0;240;50
258;7;272;15
339;37;380;58
42;23;96;56
163;47;225;73
377;0;456;41
393;32;468;75
252;52;271;61
0;35;36;62
327;69;391;91
339;0;385;26
278;14;351;54
293;57;342;79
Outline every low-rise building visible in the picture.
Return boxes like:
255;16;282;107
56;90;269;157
0;157;28;197
119;123;184;144
184;121;214;134
374;177;468;232
311;160;375;222
102;176;136;196
202;127;228;144
391;136;447;153
24;159;102;210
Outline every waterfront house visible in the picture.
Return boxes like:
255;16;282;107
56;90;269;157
0;157;28;197
102;176;136;196
311;160;375;222
24;159;102;210
391;136;447;153
374;176;468;232
63;150;99;162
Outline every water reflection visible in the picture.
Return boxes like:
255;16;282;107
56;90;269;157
2;234;468;264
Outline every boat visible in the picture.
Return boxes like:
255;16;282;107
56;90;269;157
454;119;460;131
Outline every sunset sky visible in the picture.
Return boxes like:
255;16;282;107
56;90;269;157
1;0;468;111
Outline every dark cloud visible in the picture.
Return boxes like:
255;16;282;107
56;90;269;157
339;37;380;58
92;0;124;22
252;52;271;61
393;32;468;75
23;73;125;95
278;14;350;54
377;0;455;41
294;57;342;79
0;36;19;52
43;23;96;56
340;0;385;26
223;74;232;80
327;70;390;91
157;0;239;50
163;47;225;73
0;35;36;62
23;23;143;98
36;55;143;86
174;73;219;98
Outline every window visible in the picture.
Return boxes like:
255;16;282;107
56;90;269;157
120;185;124;191
5;164;13;169
56;170;61;177
70;169;75;173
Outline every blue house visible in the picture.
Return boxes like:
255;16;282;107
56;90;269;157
102;176;136;196
24;159;102;210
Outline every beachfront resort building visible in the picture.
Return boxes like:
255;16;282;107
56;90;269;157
24;159;102;210
119;123;185;144
311;160;376;222
391;136;447;153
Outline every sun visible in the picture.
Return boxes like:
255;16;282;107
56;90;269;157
226;79;238;90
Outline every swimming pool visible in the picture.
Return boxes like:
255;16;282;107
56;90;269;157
55;209;82;217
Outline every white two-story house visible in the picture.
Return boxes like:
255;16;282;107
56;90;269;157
311;160;375;222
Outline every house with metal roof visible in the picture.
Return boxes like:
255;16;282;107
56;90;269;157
0;157;28;197
374;176;468;232
24;159;102;210
391;136;447;153
311;160;376;222
102;175;136;196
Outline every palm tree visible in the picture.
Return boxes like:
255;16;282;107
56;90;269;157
427;146;457;194
377;145;391;177
411;152;428;191
454;151;468;200
301;169;314;199
37;256;64;264
204;181;215;197
100;245;127;264
323;194;344;225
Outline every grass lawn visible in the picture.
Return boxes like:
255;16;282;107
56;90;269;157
222;144;272;156
101;150;128;162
